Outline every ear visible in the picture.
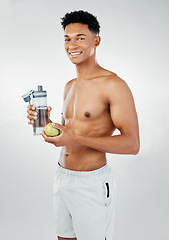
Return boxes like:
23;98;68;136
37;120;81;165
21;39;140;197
95;35;101;47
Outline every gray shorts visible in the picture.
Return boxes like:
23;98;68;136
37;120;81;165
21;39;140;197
53;163;116;240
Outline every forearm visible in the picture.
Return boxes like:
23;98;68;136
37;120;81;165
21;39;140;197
75;133;139;155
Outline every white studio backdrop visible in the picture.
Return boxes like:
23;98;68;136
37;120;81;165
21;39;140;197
0;0;169;240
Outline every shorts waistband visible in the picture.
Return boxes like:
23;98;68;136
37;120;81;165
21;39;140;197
57;162;111;177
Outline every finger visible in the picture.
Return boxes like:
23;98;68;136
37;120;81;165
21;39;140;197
27;108;38;115
28;119;34;125
47;106;52;112
42;131;53;141
42;131;51;142
27;110;38;117
47;106;52;119
27;105;36;110
27;107;38;121
42;131;57;143
52;122;63;131
42;131;46;139
27;113;38;120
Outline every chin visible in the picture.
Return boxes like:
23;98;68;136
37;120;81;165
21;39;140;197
69;58;83;65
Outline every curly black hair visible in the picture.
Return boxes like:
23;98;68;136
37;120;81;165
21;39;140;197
61;10;100;35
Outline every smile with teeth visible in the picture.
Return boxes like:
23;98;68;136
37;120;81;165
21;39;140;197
69;51;82;57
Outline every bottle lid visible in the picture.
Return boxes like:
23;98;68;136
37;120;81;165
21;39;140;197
33;85;47;98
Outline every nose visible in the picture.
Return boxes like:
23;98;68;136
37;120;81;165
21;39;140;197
68;40;78;50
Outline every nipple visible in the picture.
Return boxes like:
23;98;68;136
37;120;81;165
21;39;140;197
84;112;90;118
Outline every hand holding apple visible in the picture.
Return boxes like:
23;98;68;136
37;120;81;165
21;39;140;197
42;122;77;147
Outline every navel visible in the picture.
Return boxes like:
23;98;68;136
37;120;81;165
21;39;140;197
65;153;69;158
84;112;90;118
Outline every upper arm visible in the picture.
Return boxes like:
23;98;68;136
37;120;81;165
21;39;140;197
107;77;139;141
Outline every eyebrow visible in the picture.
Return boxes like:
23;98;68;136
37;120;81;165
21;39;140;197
64;34;87;37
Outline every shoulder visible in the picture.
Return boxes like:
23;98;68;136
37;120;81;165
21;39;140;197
103;74;133;103
104;72;126;86
99;69;128;88
63;78;76;100
65;78;76;89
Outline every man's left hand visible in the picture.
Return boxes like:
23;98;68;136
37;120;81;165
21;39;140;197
42;122;77;147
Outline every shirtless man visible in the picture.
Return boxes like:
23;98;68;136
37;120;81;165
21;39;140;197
27;10;139;240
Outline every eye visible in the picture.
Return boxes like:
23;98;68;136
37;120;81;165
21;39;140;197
78;37;85;41
65;38;70;42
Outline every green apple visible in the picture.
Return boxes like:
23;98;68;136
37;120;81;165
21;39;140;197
44;123;60;137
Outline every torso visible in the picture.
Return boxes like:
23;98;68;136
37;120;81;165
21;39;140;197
59;70;117;171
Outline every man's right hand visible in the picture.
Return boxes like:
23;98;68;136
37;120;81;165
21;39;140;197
27;105;52;124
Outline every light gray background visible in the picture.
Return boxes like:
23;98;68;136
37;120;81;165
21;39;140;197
0;0;169;240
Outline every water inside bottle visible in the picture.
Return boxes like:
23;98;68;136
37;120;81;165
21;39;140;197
33;107;49;135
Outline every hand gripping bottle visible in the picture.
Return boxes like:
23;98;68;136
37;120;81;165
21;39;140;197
22;85;49;135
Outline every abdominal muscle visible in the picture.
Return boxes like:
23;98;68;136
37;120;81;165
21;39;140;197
59;145;107;171
58;106;116;171
58;111;115;171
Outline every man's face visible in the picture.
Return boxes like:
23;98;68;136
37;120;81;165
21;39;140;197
64;23;98;65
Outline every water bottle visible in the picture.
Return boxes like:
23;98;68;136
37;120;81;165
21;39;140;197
22;85;49;135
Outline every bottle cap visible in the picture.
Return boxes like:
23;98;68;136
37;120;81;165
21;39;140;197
33;85;47;98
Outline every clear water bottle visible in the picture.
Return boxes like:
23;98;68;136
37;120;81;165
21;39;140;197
22;85;49;135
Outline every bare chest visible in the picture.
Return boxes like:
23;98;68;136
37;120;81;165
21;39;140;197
62;81;109;122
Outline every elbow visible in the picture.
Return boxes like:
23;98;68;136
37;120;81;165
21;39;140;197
125;134;140;155
122;133;140;155
132;144;140;155
131;138;140;155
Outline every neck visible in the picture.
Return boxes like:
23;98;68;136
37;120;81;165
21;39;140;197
75;55;101;80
